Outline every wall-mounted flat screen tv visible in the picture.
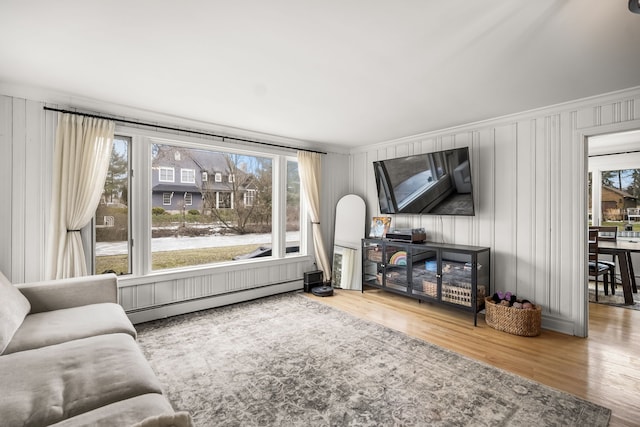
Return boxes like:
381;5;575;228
373;147;475;215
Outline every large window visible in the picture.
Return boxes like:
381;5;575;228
95;136;131;275
590;168;640;230
151;142;280;271
286;160;301;255
94;133;304;276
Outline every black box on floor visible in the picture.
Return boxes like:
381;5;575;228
304;270;323;292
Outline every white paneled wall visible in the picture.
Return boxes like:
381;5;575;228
3;86;640;334
322;152;351;254
0;92;346;322
350;87;640;335
0;96;54;284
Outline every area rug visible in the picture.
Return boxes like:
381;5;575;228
588;281;640;311
136;293;611;427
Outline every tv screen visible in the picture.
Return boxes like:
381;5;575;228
373;147;475;215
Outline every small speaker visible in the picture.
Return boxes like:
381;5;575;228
304;270;323;293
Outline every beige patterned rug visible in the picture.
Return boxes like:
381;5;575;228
589;281;640;310
136;292;610;426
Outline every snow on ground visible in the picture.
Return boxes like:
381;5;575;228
96;232;300;256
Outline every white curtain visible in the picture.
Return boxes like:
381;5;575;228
297;151;332;281
46;113;115;279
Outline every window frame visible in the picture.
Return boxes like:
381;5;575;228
181;168;195;184
92;135;132;276
99;129;309;280
163;192;173;205
159;167;175;183
244;189;256;206
217;191;233;209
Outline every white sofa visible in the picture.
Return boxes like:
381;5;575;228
0;271;191;427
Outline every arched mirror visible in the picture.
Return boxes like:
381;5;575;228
332;194;366;290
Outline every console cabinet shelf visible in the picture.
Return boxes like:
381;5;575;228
362;238;491;325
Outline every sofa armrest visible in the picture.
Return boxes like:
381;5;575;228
15;274;118;314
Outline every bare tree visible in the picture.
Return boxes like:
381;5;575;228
200;154;272;234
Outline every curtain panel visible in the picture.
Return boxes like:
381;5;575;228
297;151;332;281
46;113;115;279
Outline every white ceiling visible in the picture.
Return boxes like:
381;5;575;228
1;1;639;148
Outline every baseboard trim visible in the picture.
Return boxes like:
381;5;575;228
541;315;575;336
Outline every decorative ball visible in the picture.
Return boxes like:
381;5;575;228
500;300;511;307
513;302;523;309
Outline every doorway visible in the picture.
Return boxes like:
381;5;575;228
587;129;640;310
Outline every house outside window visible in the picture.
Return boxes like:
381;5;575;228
591;169;640;226
150;142;288;271
181;168;195;183
159;167;174;182
93;133;304;276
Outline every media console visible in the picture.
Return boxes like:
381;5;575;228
362;238;491;325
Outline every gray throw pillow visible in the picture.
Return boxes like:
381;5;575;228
0;272;31;354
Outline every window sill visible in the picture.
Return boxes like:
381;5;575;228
117;253;313;288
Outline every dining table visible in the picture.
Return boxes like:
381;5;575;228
598;239;640;305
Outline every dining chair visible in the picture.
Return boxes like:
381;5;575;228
590;225;618;295
588;229;612;301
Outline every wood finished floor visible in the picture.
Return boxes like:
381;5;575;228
306;288;640;427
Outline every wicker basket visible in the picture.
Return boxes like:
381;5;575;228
484;297;542;337
367;246;404;263
421;280;437;297
441;284;486;308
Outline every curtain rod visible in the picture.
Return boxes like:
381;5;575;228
42;106;327;155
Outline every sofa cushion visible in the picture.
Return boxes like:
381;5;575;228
16;274;117;313
0;333;163;427
3;302;137;354
0;271;31;354
49;394;176;427
131;411;193;427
